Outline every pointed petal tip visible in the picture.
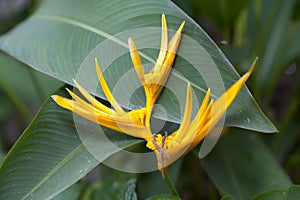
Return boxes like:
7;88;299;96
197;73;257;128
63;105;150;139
73;79;80;87
174;82;193;143
51;95;65;105
72;79;78;86
187;82;192;96
249;57;258;73
65;87;72;93
128;37;136;49
51;95;57;100
95;59;101;75
95;58;101;70
95;58;103;76
65;88;79;100
128;37;144;76
94;58;100;69
162;14;167;29
177;21;185;33
162;13;166;22
206;88;211;96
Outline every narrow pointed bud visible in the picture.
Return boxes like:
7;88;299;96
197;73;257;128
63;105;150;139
210;57;257;129
95;58;125;114
174;83;193;143
177;21;185;33
128;37;145;84
163;21;185;67
154;14;168;70
190;88;211;128
72;79;114;114
51;95;74;111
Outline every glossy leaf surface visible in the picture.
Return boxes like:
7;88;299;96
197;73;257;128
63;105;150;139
0;0;276;133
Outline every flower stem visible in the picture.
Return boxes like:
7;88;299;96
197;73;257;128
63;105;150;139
145;96;154;127
162;171;179;197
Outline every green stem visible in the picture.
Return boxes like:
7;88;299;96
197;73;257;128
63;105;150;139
162;171;179;197
0;74;32;120
27;68;45;103
145;96;154;127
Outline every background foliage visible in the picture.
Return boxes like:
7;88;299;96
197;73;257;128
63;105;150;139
0;0;300;199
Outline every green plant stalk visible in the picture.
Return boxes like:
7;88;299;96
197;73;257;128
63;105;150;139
0;74;31;120
27;67;45;103
162;170;179;197
252;0;281;99
279;77;300;131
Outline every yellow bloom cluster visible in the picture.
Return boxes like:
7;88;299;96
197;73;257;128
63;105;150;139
52;14;255;173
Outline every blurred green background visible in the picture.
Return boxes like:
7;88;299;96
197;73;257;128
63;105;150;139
0;0;300;199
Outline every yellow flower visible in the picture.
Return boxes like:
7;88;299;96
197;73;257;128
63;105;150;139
146;58;257;172
51;14;184;141
128;14;185;126
51;14;256;175
51;58;151;139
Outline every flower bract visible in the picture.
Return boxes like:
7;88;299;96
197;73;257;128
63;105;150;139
52;14;256;174
146;59;257;172
52;58;151;139
128;14;185;126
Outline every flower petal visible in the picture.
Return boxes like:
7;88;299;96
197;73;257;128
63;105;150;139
191;100;213;146
128;37;145;84
190;88;211;128
51;95;74;111
95;58;125;115
173;83;193;143
209;58;256;130
65;88;109;115
52;94;147;138
153;13;168;72
71;79;113;114
163;20;185;67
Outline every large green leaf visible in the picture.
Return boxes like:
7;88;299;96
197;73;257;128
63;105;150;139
254;186;300;200
0;88;143;200
81;165;137;200
146;194;180;200
202;130;292;200
52;181;85;200
0;51;62;106
0;0;276;133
